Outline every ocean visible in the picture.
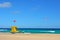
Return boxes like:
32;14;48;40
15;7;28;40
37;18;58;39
0;28;60;34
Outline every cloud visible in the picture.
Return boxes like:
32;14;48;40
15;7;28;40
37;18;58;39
12;11;20;14
0;2;11;8
29;5;40;12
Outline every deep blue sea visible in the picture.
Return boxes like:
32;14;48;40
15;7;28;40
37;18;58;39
0;28;60;34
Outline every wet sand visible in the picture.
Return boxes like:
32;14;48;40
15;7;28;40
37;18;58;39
0;33;60;40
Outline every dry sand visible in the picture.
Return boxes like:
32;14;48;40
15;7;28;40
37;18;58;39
0;33;60;40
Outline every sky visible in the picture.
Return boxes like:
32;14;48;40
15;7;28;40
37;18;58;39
0;0;60;28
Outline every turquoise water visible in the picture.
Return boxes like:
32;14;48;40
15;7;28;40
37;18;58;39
0;28;60;34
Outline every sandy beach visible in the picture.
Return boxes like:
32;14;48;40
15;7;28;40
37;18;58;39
0;33;60;40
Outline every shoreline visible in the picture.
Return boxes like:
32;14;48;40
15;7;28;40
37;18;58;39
0;33;60;40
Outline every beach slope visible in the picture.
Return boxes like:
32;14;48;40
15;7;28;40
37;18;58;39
0;33;60;40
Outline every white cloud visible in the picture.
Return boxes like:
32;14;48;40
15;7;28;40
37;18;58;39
12;11;20;14
29;5;40;12
0;2;11;8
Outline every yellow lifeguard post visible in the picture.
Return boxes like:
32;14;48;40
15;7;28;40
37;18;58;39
11;26;18;33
